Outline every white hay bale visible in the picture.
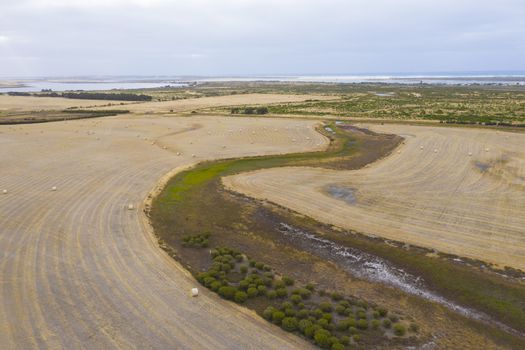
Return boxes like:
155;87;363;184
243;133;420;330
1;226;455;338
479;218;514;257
176;152;181;156
2;189;7;194
192;154;196;158
485;148;490;152
128;204;134;210
191;288;199;297
468;152;473;156
51;186;57;191
420;146;423;150
434;149;438;153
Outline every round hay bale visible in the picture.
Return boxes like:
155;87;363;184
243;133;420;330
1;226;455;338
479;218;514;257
191;288;199;297
128;204;134;210
51;186;57;191
2;189;7;194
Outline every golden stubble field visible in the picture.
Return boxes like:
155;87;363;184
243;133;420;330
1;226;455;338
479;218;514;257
0;110;327;349
224;124;525;271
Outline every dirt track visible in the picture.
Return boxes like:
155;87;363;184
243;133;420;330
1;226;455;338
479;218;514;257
0;114;326;349
224;124;525;271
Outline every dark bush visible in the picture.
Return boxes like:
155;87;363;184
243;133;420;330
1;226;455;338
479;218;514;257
393;323;406;336
371;319;380;329
272;311;285;324
276;288;288;298
319;302;333;313
263;306;275;320
298;319;313;332
218;286;237;300
331;292;343;301
282;276;294;286
314;329;332;348
382;319;392;328
282;317;299;331
234;291;247;303
357;319;368;330
290;294;302;304
247;287;258;298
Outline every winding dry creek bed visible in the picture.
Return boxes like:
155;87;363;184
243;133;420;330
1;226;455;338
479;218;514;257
151;122;525;349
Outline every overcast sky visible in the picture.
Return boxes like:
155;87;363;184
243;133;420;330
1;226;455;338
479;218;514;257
0;0;524;77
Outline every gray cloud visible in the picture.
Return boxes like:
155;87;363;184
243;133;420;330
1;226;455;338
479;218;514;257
0;0;524;76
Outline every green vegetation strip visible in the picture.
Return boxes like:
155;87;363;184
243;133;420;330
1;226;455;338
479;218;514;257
151;123;525;345
196;246;416;349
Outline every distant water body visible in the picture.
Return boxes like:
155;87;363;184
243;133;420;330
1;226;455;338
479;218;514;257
2;73;524;92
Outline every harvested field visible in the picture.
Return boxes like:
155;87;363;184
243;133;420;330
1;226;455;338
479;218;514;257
224;125;525;271
0;115;326;349
0;95;121;111
97;93;337;114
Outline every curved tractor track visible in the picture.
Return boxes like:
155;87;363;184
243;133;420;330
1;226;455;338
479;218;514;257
0;114;327;349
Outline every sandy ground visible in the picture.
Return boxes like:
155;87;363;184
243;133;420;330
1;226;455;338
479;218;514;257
224;124;525;271
96;93;336;114
0;115;327;349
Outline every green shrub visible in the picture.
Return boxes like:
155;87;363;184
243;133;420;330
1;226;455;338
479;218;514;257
317;318;329;328
322;313;332;323
331;292;343;301
330;339;342;350
282;317;299;331
312;308;323;319
218;286;237;300
382;319;392;328
282;276;294;286
249;259;256;267
357;319;368;330
409;322;419;333
257;285;267;295
372;310;380;319
247;287;258;298
335;320;348;331
280;301;293;310
304;325;317;338
319;302;333;313
305;283;315;291
255;262;265;270
371;319;380;329
290;294;302;304
210;281;222;291
314;329;332;348
338;300;350;308
349;326;358;335
340;335;350;345
357;310;367;319
393;323;406;336
272;311;285;324
389;314;399;323
352;334;361;342
267;290;277;299
335;305;346;315
285;308;296;317
297;309;309;319
298;288;312;299
181;233;210;248
263;306;275;320
276;288;288;298
273;280;285;289
234;291;247;303
298;319;313;332
240;266;248;274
